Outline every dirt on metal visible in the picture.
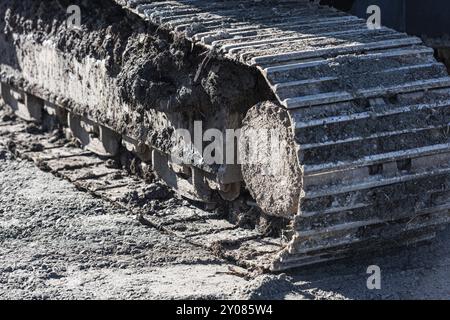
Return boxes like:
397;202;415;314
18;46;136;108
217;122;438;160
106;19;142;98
1;0;450;271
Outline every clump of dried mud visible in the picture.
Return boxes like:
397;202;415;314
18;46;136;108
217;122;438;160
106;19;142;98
239;101;302;218
0;0;272;155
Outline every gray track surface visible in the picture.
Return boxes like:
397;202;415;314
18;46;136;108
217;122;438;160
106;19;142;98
1;149;450;300
117;0;450;271
2;0;450;271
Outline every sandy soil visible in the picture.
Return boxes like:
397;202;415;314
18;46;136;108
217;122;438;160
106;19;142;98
1;148;450;300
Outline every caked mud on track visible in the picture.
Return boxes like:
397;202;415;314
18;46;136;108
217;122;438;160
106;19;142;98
1;0;450;271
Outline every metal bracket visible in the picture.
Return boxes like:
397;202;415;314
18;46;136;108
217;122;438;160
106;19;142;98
67;113;120;157
1;83;43;121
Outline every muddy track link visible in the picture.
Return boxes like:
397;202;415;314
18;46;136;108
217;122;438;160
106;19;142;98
1;0;450;271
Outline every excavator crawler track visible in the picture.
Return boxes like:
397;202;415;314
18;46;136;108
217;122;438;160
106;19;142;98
1;0;450;271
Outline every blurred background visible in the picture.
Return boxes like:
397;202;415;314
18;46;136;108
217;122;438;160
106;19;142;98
321;0;450;70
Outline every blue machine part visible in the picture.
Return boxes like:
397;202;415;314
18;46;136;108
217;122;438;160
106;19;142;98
345;0;450;47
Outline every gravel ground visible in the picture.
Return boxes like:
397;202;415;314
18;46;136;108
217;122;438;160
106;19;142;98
1;148;450;300
0;150;249;300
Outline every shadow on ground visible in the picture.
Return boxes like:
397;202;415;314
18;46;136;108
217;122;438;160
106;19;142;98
246;227;450;300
